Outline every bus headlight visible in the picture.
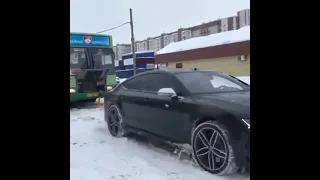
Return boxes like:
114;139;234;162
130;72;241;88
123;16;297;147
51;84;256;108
106;86;112;91
70;89;76;93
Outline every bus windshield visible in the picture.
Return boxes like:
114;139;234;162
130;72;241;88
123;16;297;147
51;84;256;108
87;48;114;70
70;47;115;73
70;48;88;69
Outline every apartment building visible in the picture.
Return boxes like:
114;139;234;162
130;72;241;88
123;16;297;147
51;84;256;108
238;9;250;28
136;9;250;52
113;44;132;60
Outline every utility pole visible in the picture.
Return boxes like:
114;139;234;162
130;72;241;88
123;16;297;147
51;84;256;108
129;8;137;75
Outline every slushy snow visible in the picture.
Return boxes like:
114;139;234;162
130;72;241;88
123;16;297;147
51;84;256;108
157;26;250;55
70;108;250;180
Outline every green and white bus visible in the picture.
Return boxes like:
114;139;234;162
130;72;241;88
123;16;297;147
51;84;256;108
70;32;116;103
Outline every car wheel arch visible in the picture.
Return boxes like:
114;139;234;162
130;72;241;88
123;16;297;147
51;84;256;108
191;115;216;133
106;94;123;108
105;100;123;118
191;112;244;142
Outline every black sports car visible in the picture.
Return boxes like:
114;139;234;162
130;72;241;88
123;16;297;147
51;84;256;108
104;68;250;176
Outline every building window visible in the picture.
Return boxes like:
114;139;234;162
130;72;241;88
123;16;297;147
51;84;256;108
176;63;183;68
143;42;146;50
157;38;160;50
200;28;210;36
172;33;178;42
164;36;168;46
181;30;191;40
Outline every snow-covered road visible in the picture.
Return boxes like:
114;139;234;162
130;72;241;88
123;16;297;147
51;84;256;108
70;108;250;180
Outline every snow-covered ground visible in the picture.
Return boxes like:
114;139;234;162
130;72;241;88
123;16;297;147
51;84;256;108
70;108;250;180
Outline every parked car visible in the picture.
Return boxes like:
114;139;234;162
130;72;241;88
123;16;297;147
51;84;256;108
116;76;121;84
104;69;250;176
116;76;127;84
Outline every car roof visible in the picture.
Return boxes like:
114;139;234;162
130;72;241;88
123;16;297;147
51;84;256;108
137;68;218;76
123;68;225;82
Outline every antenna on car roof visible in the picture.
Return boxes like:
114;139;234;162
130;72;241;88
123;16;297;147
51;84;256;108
193;68;198;70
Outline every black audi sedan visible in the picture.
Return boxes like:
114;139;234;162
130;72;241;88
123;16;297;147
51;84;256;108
104;68;250;176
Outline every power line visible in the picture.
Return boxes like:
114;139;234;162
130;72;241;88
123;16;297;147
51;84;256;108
95;9;136;75
96;22;130;34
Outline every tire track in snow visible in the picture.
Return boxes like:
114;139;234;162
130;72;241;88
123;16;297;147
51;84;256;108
70;108;250;180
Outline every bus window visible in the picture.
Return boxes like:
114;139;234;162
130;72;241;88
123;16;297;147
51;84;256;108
102;54;112;65
91;49;104;69
70;48;88;69
87;48;114;73
70;53;79;64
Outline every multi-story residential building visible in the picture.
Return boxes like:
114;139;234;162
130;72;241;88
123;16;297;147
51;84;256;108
132;9;250;53
135;40;148;52
180;29;192;41
163;34;170;47
238;9;250;28
113;44;132;60
190;21;221;38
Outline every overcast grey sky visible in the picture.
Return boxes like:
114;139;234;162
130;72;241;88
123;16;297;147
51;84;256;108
70;0;250;45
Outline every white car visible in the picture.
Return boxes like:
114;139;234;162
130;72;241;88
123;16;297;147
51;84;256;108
116;77;127;84
116;77;121;84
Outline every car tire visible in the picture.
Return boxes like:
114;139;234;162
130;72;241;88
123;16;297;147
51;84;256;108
191;121;238;176
106;104;127;137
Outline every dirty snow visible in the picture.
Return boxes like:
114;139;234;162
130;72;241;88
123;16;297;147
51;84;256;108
157;26;250;55
70;108;250;180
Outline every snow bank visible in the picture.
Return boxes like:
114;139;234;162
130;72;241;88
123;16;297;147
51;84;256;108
157;26;250;55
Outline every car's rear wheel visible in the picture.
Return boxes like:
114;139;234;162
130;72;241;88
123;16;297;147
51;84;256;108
106;105;126;137
191;121;238;176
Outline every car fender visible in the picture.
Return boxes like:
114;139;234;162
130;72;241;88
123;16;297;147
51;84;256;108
192;105;248;141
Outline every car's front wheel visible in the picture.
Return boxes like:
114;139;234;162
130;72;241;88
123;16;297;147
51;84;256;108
191;121;238;176
106;104;126;137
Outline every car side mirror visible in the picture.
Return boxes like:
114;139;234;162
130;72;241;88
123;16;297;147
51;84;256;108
158;88;177;97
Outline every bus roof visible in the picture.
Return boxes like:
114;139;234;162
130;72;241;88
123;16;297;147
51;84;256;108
70;32;112;37
70;33;113;47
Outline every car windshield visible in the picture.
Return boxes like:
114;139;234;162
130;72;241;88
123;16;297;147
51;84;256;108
175;71;250;94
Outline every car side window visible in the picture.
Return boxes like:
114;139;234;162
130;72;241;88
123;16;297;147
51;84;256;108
122;76;146;91
144;73;178;93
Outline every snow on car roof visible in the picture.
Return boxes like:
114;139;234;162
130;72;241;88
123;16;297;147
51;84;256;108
156;26;250;55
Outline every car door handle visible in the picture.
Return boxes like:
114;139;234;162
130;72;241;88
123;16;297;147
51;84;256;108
144;97;150;101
